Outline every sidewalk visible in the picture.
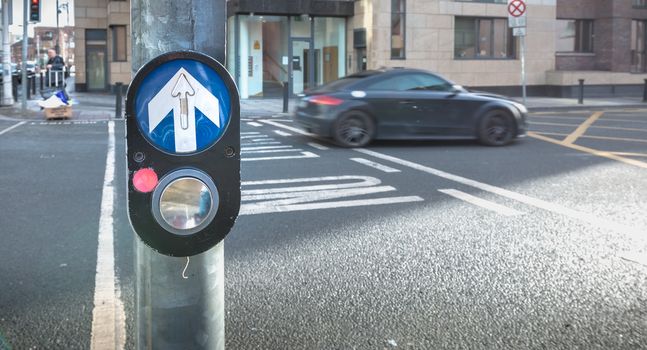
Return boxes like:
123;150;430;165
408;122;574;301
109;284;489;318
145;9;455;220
1;88;645;121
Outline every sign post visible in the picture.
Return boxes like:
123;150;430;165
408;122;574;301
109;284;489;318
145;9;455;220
508;0;527;105
129;1;234;349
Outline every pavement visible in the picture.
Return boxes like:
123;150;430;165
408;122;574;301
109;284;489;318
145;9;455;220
0;80;645;121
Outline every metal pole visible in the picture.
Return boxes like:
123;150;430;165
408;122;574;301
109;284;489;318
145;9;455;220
283;81;289;113
520;35;527;106
115;82;123;119
2;0;14;105
131;1;226;349
55;0;60;53
21;0;28;113
578;79;585;104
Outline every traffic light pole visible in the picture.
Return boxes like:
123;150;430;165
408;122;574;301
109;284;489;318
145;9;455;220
21;0;27;113
131;1;227;349
2;0;14;106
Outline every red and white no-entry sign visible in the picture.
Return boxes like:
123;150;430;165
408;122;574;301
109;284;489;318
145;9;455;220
508;0;526;17
507;0;527;28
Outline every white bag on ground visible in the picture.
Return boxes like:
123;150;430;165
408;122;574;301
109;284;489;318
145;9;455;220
38;94;68;108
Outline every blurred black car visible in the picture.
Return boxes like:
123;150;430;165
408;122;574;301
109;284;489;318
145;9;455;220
293;69;528;147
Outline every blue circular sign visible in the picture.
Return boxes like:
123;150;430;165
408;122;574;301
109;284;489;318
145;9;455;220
134;59;231;154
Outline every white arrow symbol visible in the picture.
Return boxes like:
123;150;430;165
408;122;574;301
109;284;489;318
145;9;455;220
171;73;195;130
148;68;221;153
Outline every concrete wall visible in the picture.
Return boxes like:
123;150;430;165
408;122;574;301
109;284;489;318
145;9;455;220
350;0;557;87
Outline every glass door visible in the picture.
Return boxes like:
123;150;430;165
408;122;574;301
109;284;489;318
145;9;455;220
631;20;646;73
86;46;107;90
290;38;314;95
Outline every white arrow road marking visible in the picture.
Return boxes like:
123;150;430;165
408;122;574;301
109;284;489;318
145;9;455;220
91;121;126;350
438;189;524;216
240;175;423;215
147;68;220;153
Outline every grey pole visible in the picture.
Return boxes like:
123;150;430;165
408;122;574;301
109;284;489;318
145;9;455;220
131;1;227;349
55;0;59;54
21;0;28;113
2;0;14;106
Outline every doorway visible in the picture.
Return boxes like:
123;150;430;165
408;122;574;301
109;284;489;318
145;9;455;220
86;46;107;91
631;20;647;73
290;38;314;95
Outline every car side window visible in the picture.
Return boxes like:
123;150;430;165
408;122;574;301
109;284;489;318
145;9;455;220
366;73;453;92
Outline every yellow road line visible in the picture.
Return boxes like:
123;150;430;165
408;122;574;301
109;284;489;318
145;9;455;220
530;132;647;144
562;111;604;144
531;115;647;124
610;152;647;158
528;132;647;169
530;121;647;132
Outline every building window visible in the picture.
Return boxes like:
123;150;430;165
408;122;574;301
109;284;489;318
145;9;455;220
555;20;594;53
454;17;514;59
391;0;405;59
111;25;127;62
633;0;647;9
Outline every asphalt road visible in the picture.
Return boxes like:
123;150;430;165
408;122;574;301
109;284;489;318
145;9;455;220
0;108;646;349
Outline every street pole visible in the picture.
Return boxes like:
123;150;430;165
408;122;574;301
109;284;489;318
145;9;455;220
520;35;527;106
131;1;227;349
21;0;28;112
2;0;14;106
55;0;59;53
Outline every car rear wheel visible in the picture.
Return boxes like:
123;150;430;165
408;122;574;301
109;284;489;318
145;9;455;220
332;111;375;148
477;110;516;146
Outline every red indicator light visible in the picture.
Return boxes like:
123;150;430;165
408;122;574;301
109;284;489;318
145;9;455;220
309;95;343;106
133;168;158;193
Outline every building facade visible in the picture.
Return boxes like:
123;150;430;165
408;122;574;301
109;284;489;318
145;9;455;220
74;0;130;92
74;0;647;97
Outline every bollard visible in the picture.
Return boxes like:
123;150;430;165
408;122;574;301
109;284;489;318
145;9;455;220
643;79;647;103
31;75;36;95
12;75;18;100
40;72;44;91
26;77;31;99
115;82;123;119
578;79;584;105
282;81;289;113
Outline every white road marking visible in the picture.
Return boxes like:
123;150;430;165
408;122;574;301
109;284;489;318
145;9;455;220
242;151;319;162
91;121;126;350
274;130;292;137
241;134;268;139
354;148;646;238
241;141;281;146
0;121;26;135
350;158;401;173
247;122;263;127
308;142;330;150
241;131;260;135
439;189;524;216
242;148;304;154
250;138;276;142
261;119;313;135
240;175;423;215
241;145;293;151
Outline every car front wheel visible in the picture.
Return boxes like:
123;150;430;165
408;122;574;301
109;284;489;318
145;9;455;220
332;111;375;148
477;110;516;146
